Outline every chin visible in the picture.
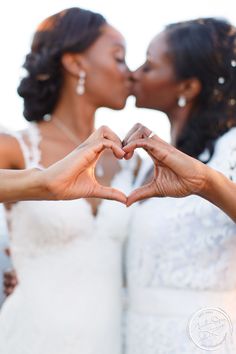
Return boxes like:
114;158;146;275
135;98;145;108
135;97;155;109
110;99;127;110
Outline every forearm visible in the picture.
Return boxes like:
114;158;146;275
0;169;49;202
198;166;236;222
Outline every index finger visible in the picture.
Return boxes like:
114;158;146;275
94;139;126;160
122;124;152;147
98;126;123;149
124;136;198;176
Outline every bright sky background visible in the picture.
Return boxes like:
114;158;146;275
0;0;236;141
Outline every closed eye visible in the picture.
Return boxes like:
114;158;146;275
142;62;151;72
115;57;126;63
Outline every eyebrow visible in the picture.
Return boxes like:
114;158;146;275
113;43;126;50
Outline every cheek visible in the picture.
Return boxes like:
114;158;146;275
135;74;175;108
136;75;157;101
103;63;127;87
146;73;176;97
89;60;124;92
86;59;127;108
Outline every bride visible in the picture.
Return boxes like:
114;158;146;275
0;7;136;354
123;18;236;353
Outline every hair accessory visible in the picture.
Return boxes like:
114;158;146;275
229;98;236;106
231;60;236;67
218;77;225;84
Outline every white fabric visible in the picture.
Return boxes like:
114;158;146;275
128;287;236;318
0;205;11;308
0;126;12;307
125;128;236;354
0;124;136;354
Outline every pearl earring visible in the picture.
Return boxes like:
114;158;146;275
76;70;86;95
177;96;187;108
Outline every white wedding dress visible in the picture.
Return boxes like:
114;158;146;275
125;127;236;354
0;123;135;354
0;204;10;307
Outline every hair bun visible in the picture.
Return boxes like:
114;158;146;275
17;7;106;122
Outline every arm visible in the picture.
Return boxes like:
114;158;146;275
0;168;47;203
123;123;236;222
0;126;126;203
199;167;236;222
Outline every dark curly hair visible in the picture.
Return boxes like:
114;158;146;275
165;18;236;161
17;7;106;121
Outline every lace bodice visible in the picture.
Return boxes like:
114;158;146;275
127;127;236;291
7;124;135;269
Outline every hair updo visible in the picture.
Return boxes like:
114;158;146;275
165;18;236;161
17;7;106;121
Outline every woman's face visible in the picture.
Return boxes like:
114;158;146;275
82;24;131;109
131;31;181;112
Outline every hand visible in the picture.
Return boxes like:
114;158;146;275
3;269;18;297
42;126;127;203
123;123;208;206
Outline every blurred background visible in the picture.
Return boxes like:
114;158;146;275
0;0;235;305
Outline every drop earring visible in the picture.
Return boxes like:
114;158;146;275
177;96;187;108
76;70;86;95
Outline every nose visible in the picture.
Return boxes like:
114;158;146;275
121;63;132;83
123;65;134;85
131;67;141;82
124;64;132;78
129;75;136;85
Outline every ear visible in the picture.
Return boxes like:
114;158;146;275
179;78;202;102
61;53;85;77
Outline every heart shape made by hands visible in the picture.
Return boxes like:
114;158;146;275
60;124;197;207
92;145;155;207
91;124;201;207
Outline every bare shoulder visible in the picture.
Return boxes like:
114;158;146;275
0;132;25;169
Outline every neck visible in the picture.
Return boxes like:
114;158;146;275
167;105;192;146
51;86;96;142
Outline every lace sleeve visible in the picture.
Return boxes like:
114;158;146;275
228;144;236;182
208;127;236;182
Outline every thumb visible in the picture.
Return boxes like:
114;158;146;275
126;183;155;207
94;185;127;204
